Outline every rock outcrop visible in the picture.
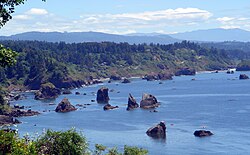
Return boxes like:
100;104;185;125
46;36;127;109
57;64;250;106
96;87;110;103
122;78;131;83
55;98;77;112
194;130;213;137
140;93;159;109
8;109;40;117
146;121;166;138
175;68;196;76
143;72;173;81
103;104;118;111
239;74;249;80
34;83;61;100
0;115;21;125
127;94;139;111
110;75;122;81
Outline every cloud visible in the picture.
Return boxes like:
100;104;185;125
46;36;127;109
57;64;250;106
2;8;212;35
217;16;250;30
26;8;48;15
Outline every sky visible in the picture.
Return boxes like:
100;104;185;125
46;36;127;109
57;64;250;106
1;0;250;36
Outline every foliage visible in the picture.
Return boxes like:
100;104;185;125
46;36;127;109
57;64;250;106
36;128;89;155
0;40;235;89
123;146;148;155
0;130;37;155
0;129;148;155
0;44;18;68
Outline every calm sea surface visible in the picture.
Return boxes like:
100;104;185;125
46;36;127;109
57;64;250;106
11;71;250;155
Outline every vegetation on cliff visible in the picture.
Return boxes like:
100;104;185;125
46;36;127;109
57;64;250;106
0;40;234;90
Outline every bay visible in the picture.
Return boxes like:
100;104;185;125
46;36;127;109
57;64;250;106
11;71;250;155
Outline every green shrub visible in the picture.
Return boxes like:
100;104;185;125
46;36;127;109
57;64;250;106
35;128;89;155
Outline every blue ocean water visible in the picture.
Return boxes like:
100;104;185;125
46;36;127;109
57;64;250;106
11;71;250;155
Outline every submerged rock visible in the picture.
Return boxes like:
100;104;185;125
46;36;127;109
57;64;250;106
96;87;110;103
239;74;249;80
75;92;80;95
127;94;139;111
35;83;61;100
140;93;159;109
194;130;213;137
55;98;77;112
103;104;118;111
146;121;166;139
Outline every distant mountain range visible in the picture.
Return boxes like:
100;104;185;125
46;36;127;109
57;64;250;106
0;31;179;44
1;28;250;43
169;28;250;42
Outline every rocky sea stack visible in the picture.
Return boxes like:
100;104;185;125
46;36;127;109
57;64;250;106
96;87;110;103
55;98;77;112
194;130;213;137
239;74;249;80
127;94;139;111
146;121;166;139
140;93;159;109
35;83;61;100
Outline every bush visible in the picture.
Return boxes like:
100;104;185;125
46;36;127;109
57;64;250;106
36;128;89;155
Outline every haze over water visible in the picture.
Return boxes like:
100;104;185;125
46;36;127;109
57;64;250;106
12;71;250;155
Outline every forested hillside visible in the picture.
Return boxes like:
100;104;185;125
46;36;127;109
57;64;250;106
0;40;234;90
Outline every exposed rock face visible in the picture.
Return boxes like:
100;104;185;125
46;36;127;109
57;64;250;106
103;104;119;111
110;75;122;81
96;87;110;103
175;68;196;76
127;94;139;111
0;115;21;125
122;78;131;83
34;83;61;100
140;93;159;109
55;98;77;112
239;74;249;80
146;121;166;138
50;77;85;89
194;130;213;137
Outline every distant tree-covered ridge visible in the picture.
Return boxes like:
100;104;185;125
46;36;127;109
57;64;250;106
0;40;234;90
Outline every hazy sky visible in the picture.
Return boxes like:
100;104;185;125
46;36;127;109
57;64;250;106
1;0;250;35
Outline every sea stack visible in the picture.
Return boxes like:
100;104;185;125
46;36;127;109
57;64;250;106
96;87;110;103
140;93;159;109
55;98;77;112
146;121;166;138
127;94;139;111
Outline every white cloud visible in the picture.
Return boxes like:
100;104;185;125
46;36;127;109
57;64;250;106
217;16;250;31
2;8;213;35
217;17;234;22
26;8;48;15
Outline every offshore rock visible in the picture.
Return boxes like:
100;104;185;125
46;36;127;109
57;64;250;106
140;93;159;109
35;83;61;100
55;98;77;112
62;90;72;94
127;94;139;111
103;104;118;111
96;87;110;103
239;74;249;80
146;121;166;138
194;130;213;137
